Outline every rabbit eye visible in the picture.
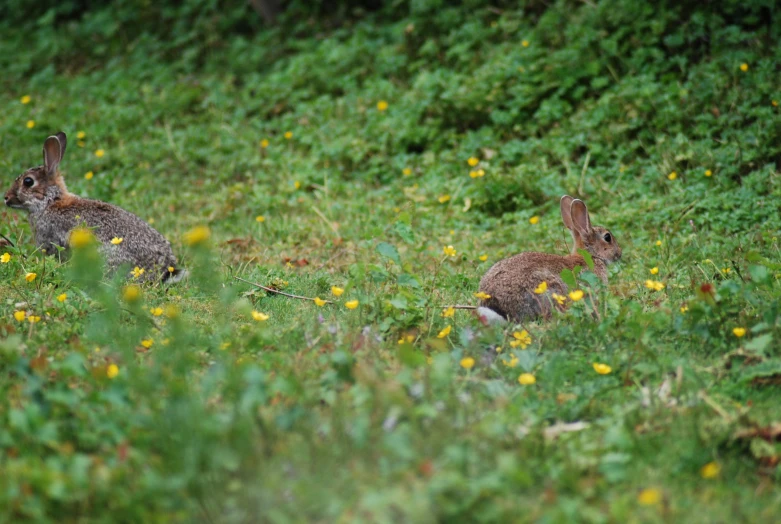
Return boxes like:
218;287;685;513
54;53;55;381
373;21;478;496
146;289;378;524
23;177;34;188
603;233;612;243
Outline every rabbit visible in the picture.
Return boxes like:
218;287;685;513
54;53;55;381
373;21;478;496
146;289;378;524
4;132;183;282
477;195;621;323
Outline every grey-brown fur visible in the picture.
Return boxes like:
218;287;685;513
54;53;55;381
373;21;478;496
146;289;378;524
4;132;179;281
478;195;621;322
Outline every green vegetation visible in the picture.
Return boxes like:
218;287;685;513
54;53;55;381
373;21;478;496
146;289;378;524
1;1;781;520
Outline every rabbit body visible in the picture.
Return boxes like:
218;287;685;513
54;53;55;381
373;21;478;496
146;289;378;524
5;132;178;280
478;196;621;323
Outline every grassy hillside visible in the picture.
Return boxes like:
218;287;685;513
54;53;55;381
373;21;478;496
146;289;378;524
1;1;780;520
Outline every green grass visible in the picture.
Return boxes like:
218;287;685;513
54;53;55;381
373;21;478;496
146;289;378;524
1;1;781;521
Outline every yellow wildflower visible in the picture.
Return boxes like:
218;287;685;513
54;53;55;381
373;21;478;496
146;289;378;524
141;339;154;349
705;169;712;177
442;306;455;318
184;225;211;246
57;293;67;303
521;40;529;47
122;285;141;302
26;120;35;129
150;307;164;317
732;327;746;338
638;488;661;506
568;289;584;301
94;149;105;158
467;157;479;167
168;266;175;274
69;228;94;248
402;167;412;176
294;181;301;189
220;342;231;350
503;356;519;368
284;131;293;140
251;311;270;321
533;281;547;294
1;253;10;263
649;267;659;275
438;195;451;203
551;293;567;305
680;305;689;314
164;304;180;318
28;315;41;323
131;267;145;279
474;291;491;300
529;216;540;225
518;373;536;385
773;100;779;107
25;272;37;283
255;215;265;223
443;245;456;257
667;171;677;181
739;63;748;72
20;95;31;104
437;325;452;338
314;297;326;307
479;254;488;262
77;141;85;147
331;286;345;297
260;138;269;148
14;311;26;322
510;330;532;349
106;364;119;379
345;300;359;310
644;280;665;291
701;461;720;479
76;131;86;139
655;240;662;247
460;357;475;370
593;362;612;375
376;100;388;111
110;237;123;245
84;171;94;180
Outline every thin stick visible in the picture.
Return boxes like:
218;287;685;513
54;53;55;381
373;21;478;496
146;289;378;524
233;276;333;303
437;304;477;310
0;233;15;247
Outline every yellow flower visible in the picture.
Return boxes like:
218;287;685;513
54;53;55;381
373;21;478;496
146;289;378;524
94;149;105;158
732;327;746;338
164;304;180;318
705;169;712;177
377;100;388;111
503;356;519;368
700;461;720;479
722;267;731;274
649;267;659;275
469;169;485;178
518;373;536;385
77;141;85;148
141;339;154;349
57;293;67;303
469;170;479;178
220;342;231;351
69;228;94;248
655;240;662;247
522;40;529;47
667;171;677;181
84;171;94;180
345;300;359;310
132;266;145;279
331;286;345;297
284;131;293;140
294;181;301;190
150;307;163;316
467;157;479;167
637;488;662;506
593;362;612;375
680;305;689;313
437;325;452;338
168;266;175;274
479;254;488;262
438;194;451;203
474;291;491;300
20;95;31;104
739;63;748;72
123;285;141;302
110;237;123;245
106;364;119;379
529;216;540;225
443;245;456;257
773;100;779;107
76;131;86;139
260;138;269;148
533;281;547;294
28;315;41;323
442;306;455;318
255;215;265;223
460;357;475;370
25;272;37;283
313;297;326;307
1;253;10;263
568;289;584;301
26;120;35;129
252;311;270;321
551;293;567;305
14;311;26;322
644;280;665;291
402;167;412;176
184;225;211;246
510;330;532;349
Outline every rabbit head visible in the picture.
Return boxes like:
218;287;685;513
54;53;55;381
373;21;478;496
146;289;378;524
559;195;621;265
5;132;71;215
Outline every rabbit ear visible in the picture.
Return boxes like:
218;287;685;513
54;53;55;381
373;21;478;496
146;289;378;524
560;195;575;230
43;132;67;176
570;199;592;236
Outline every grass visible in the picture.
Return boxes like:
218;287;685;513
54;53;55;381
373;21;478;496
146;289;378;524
1;0;781;521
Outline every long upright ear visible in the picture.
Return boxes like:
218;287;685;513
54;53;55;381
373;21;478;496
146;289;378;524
43;132;67;175
570;199;592;237
560;195;575;230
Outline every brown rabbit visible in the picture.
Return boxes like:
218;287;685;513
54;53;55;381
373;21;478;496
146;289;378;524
4;132;183;281
477;195;621;323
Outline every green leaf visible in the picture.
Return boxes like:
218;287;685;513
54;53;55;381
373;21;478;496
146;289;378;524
393;221;415;244
376;242;401;265
398;273;421;288
745;334;773;353
560;268;577;288
397;343;426;368
748;264;769;284
577;249;595;270
389;296;408;310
